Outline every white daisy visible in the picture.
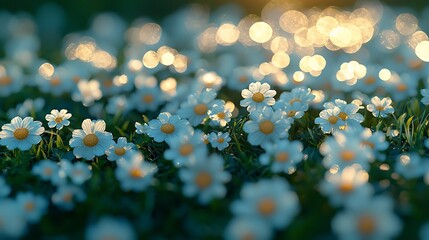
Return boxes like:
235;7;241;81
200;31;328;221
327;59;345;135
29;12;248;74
106;137;137;162
0;116;45;151
45;109;72;130
69;119;114;160
240;82;276;111
146;112;191;144
115;152;157;192
366;96;394;118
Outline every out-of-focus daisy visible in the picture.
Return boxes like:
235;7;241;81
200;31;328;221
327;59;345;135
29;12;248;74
7;98;45;119
45;109;72;130
329;99;364;130
395;153;429;179
259;140;303;174
61;160;93;185
320;131;374;170
0;177;10;198
224;217;272;240
0;116;44;151
0;62;24;97
106;137;137;162
359;128;389;161
31;159;60;183
366;96;394;118
240;82;276;111
131;86;164;113
106;95;133;115
69;119;114;160
16;192;48;223
319;165;373;207
332;195;402;240
71;79;102;107
177;88;221;126
51;184;86;210
164;130;207;167
274;87;315;119
421;88;429;105
208;131;231;151
243;107;291;146
231;177;299;229
85;217;137;240
146;112;190;144
115;152;157;192
0;199;27;238
179;154;231;205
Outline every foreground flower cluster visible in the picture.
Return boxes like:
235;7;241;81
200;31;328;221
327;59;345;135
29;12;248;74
1;1;429;239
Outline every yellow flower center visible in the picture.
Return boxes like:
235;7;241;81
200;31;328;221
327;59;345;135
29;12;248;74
287;110;297;118
259;120;274;134
357;214;376;235
409;59;423;70
143;94;154;103
160;123;175;134
14;128;29;140
376;106;385;111
252;92;265;103
114;147;126;156
217;137;225;143
339;182;354;193
25;202;34;212
364;76;376;85
44;168;52;176
63;192;73;202
195;171;212;189
289;98;301;105
397;83;407;92
361;140;375;149
328;116;338;124
179;143;193;156
50;77;61;86
83;134;99;147
340;150;355;161
72;76;80;83
239;76;248;83
129;168;145;178
194;103;208;115
338;111;348;121
258;198;276;216
54;116;63;124
276;152;289;162
217;112;226;119
0;76;12;86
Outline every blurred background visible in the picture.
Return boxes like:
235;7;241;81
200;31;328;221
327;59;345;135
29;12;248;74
1;0;425;31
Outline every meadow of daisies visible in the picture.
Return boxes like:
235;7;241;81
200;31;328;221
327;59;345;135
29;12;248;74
1;1;429;239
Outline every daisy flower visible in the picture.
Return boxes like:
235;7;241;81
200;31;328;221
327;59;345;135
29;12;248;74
208;101;232;127
164;130;207;167
31;159;60;183
231;177;299;229
115;152;157;192
274;87;315;112
366;96;394;118
106;137;137;162
320;132;374;170
146;112;191;144
71;79;102;107
421;88;429;105
178;154;231;205
45;109;72;130
0;116;45;151
332;195;402;240
319;165;373;207
16;192;48;223
395;153;429;179
177;88;221;126
328;99;364;130
0;199;27;238
208;131;231;151
224;218;272;240
243;107;291;146
69;119;114;160
240;82;276;111
315;106;345;134
85;217;137;240
51;184;86;210
259;140;303;174
131;86;164;113
62;160;93;185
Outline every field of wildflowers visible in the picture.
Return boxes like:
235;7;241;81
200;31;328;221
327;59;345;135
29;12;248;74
1;0;429;239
